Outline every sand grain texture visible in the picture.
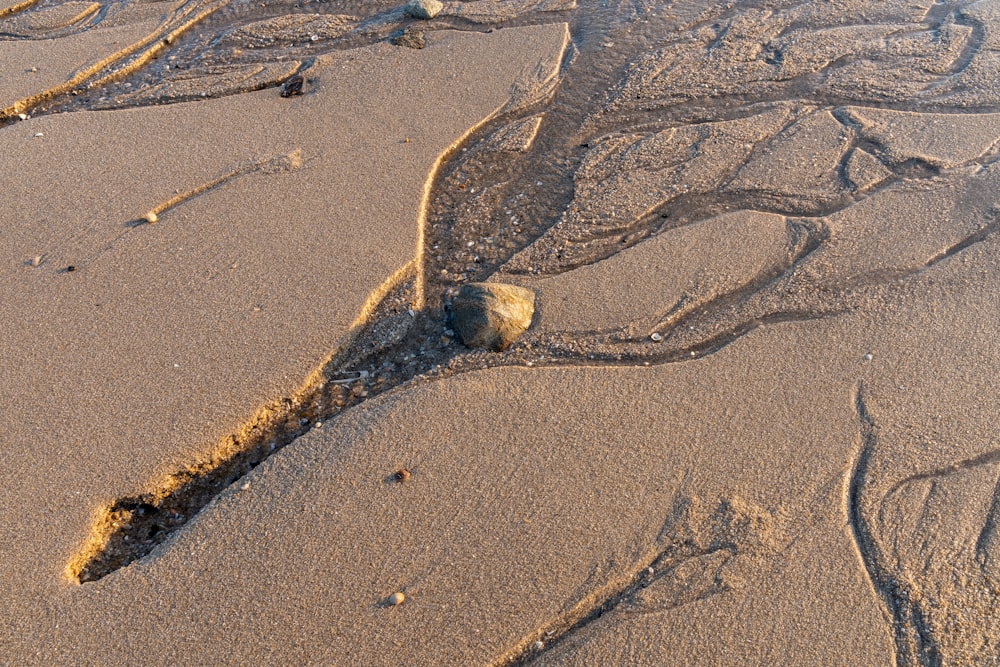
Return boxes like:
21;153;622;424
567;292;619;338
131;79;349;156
3;0;1000;663
0;20;158;104
0;22;570;662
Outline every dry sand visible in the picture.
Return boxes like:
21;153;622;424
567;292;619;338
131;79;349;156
2;0;1000;664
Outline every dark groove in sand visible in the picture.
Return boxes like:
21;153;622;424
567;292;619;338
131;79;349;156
974;472;1000;570
496;543;736;666
0;0;231;124
938;9;984;82
68;309;457;583
885;446;1000;501
848;385;940;667
529;216;1000;397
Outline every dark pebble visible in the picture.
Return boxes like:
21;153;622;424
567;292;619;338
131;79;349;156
280;75;304;98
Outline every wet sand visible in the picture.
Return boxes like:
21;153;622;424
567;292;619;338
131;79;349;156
2;0;1000;664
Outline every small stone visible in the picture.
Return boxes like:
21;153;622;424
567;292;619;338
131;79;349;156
280;74;304;98
532;640;544;651
33;132;43;138
451;283;535;352
143;211;158;224
391;28;425;49
388;592;405;606
65;265;77;272
394;468;411;482
29;256;41;267
863;353;873;361
650;332;663;342
17;113;27;121
403;0;443;19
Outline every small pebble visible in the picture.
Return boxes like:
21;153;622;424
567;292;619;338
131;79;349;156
33;132;44;138
17;113;27;121
30;256;41;267
532;640;544;651
144;211;158;224
391;28;426;49
65;265;76;272
863;353;873;361
280;74;304;98
650;332;663;342
394;468;411;482
388;592;405;606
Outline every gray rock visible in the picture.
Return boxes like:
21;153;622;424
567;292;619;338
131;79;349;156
403;0;443;20
451;283;536;352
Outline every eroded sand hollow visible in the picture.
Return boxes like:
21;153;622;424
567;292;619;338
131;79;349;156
1;0;1000;664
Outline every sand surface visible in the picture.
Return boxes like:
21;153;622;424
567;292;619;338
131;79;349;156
2;0;1000;664
0;19;158;102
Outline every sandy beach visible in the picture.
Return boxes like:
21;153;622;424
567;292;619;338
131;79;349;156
2;0;999;664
